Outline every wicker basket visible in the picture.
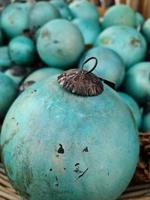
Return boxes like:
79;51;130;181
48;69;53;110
92;0;150;18
0;163;20;200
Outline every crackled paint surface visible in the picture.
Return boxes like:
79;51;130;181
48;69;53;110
1;76;139;200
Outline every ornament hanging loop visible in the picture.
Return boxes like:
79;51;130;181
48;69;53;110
81;57;98;74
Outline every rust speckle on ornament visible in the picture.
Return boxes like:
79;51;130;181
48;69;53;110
130;38;141;47
78;168;88;179
41;30;51;39
57;144;64;154
19;80;36;93
55;176;59;187
83;147;89;152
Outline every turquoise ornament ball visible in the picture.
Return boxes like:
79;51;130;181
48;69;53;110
24;67;63;83
19;67;63;92
29;1;60;31
37;19;84;69
123;62;150;105
72;18;101;45
96;25;147;68
102;5;136;29
1;74;139;200
20;67;63;91
69;0;99;21
118;92;142;129
0;47;12;69
79;46;125;88
135;12;144;30
142;18;150;43
0;72;17;118
50;0;73;21
9;35;35;65
5;66;29;85
1;3;32;38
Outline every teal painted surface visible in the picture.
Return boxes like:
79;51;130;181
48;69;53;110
0;47;12;69
96;25;147;68
73;18;101;45
123;62;150;105
5;67;28;85
50;0;73;21
102;5;136;29
35;27;42;41
1;3;33;38
135;12;144;29
9;36;35;65
118;92;142;129
79;46;125;88
4;72;24;85
142;112;150;132
20;67;63;91
0;72;17;118
29;2;60;31
24;67;63;83
1;75;139;200
69;0;99;20
37;19;84;69
142;18;150;43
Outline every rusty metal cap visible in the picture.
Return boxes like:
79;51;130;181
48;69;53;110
57;57;104;96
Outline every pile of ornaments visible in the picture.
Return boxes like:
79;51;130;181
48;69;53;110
0;0;149;131
0;1;149;200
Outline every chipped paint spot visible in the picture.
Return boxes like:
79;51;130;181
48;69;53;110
57;144;64;154
83;147;88;152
